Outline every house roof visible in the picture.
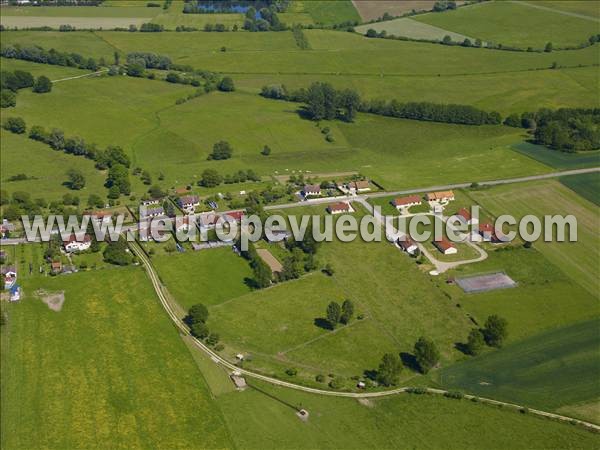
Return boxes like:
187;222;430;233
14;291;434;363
392;195;421;207
179;195;199;205
479;222;494;234
427;190;454;201
223;210;244;222
63;234;91;244
349;180;369;189
457;208;471;221
397;235;417;250
303;184;321;193
433;238;455;252
328;202;350;212
0;265;16;275
51;261;62;269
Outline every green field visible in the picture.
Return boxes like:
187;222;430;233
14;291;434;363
0;5;159;17
560;172;600;206
0;253;232;449
1;130;109;201
470;180;600;296
355;17;474;42
297;0;360;25
414;1;600;48
438;318;600;417
512;142;600;169
530;1;600;18
152;247;254;309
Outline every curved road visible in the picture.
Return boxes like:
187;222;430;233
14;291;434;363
129;240;600;432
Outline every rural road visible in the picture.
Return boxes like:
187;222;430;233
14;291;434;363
128;238;600;432
51;69;108;83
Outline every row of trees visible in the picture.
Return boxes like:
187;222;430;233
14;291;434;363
185;303;220;347
1;44;102;71
199;168;261;187
261;82;502;125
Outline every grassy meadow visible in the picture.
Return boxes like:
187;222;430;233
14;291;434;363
414;1;600;48
355;17;474;42
437;318;600;419
511;142;600;169
0;253;232;449
531;1;600;18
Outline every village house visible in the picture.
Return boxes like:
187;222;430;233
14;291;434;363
478;223;508;243
456;207;478;226
141;206;165;219
397;236;418;255
1;266;17;289
175;215;194;232
347;180;371;193
302;184;321;197
426;191;455;203
63;234;92;253
51;261;63;274
433;238;458;255
222;210;245;223
198;211;219;231
327;202;353;215
0;219;15;238
178;195;200;210
391;195;422;210
265;229;292;243
9;285;21;302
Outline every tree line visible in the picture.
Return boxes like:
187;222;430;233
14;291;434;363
1;69;52;108
1;44;102;70
199;168;261;188
504;108;599;152
261;82;502;125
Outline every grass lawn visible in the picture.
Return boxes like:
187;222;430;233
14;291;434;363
560;172;600;206
0;57;90;79
511;142;600;169
0;130;108;202
215;379;598;449
0;257;232;449
152;246;254;309
437;318;600;418
469;179;600;296
414;1;599;48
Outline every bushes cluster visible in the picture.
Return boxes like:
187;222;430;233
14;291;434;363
126;52;172;70
199;168;261;188
292;25;310;50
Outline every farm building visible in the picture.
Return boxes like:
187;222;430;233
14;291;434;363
327;202;353;214
426;191;455;203
302;184;321;197
63;235;92;253
433;238;457;255
479;223;508;243
397;236;418;255
391;195;422;210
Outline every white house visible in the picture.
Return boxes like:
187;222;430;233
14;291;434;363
391;195;421;211
396;236;418;255
302;184;321;197
433;238;457;255
456;208;478;226
327;202;353;215
63;235;92;253
426;190;455;203
1;266;17;289
141;206;165;219
178;195;200;211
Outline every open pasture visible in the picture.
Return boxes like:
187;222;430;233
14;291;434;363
297;0;360;25
529;1;600;19
511;142;600;170
438;318;600;417
414;1;600;48
352;0;438;21
0;265;232;449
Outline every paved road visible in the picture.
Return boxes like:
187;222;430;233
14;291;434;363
513;0;600;23
128;238;600;431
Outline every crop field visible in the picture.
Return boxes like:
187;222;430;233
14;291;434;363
0;262;232;449
511;142;600;169
352;0;438;21
560;173;600;206
438;318;600;418
296;0;360;25
355;17;474;42
414;1;600;49
469;180;600;296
